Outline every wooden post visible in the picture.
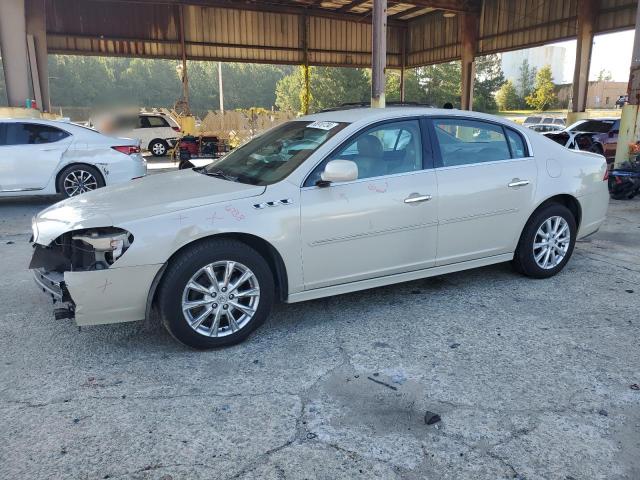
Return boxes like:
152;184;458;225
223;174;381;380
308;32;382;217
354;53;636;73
400;29;407;102
371;0;387;108
301;14;310;115
614;2;640;167
0;0;30;107
568;0;596;125
179;5;190;111
460;13;478;110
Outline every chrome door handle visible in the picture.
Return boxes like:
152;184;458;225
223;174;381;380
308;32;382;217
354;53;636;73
404;194;432;204
508;180;530;188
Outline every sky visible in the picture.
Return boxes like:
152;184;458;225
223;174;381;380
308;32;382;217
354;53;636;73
550;30;635;83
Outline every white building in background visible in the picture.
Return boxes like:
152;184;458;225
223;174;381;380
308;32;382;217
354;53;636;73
500;46;567;91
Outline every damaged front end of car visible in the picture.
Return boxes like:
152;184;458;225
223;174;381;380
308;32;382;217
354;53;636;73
30;227;133;320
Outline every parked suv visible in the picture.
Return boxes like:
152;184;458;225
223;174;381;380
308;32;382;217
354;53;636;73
522;116;565;127
615;95;628;108
92;112;181;157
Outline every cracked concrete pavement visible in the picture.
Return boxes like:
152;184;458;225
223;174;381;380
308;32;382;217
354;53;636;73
1;195;639;479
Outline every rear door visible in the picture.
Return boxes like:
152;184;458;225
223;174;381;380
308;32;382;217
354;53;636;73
0;122;72;191
429;117;537;265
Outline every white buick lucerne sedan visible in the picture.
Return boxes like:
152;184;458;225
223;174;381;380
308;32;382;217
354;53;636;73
0;118;146;198
29;107;609;348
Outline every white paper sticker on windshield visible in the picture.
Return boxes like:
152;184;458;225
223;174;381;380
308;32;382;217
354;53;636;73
307;121;339;131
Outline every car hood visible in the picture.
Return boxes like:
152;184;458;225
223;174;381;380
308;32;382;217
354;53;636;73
33;169;265;245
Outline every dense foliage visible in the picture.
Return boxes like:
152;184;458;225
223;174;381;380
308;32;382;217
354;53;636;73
525;65;557;111
0;53;530;114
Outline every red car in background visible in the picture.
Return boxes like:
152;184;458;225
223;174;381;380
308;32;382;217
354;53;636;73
544;118;620;167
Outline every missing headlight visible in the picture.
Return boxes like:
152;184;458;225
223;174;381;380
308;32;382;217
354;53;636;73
30;227;134;272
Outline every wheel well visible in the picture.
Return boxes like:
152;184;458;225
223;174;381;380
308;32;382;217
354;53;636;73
533;194;582;228
148;138;168;149
147;233;289;318
55;163;105;193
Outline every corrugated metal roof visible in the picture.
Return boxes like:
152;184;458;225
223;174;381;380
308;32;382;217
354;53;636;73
44;0;637;68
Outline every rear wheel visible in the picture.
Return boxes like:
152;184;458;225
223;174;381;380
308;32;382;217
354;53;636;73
57;164;105;198
149;139;168;157
158;239;274;348
513;204;577;278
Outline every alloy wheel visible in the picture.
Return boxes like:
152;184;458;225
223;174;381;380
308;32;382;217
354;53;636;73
181;261;260;337
63;170;99;196
532;216;570;270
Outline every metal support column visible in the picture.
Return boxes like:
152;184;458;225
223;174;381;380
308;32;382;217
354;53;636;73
400;29;407;103
460;13;478;110
568;0;596;125
0;0;31;107
614;2;640;167
371;0;387;108
25;0;50;111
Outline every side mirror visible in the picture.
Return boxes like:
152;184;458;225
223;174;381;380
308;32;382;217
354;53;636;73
318;160;358;186
609;130;619;137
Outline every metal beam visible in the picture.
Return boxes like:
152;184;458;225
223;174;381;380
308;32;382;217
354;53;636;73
460;12;478;110
570;0;597;115
91;0;405;26
371;0;387;108
614;1;640;167
0;0;31;107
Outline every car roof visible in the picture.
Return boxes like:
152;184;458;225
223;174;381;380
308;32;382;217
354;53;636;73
300;107;522;128
0;117;74;126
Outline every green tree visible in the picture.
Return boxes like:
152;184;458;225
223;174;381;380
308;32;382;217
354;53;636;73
495;80;519;111
416;61;461;107
596;69;612;81
385;69;428;104
275;66;370;113
517;59;537;106
525;65;556;111
473;54;505;112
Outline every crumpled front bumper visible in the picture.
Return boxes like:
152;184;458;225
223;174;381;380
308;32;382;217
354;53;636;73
32;264;163;326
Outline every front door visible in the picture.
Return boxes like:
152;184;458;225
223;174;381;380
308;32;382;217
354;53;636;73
429;117;537;265
300;119;438;290
0;122;71;191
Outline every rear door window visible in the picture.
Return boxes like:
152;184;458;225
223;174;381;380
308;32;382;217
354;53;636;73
432;118;512;167
3;123;70;145
143;116;169;128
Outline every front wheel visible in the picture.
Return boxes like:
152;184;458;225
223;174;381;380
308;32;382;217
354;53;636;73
157;239;274;348
513;204;577;278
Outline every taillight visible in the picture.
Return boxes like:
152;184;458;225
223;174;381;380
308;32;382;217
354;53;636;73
172;126;181;132
112;145;140;155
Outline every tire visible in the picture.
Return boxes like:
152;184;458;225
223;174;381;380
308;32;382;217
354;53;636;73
57;164;105;198
158;239;274;348
512;203;577;279
149;139;168;157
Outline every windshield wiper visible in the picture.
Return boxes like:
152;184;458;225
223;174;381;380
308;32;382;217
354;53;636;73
201;169;237;182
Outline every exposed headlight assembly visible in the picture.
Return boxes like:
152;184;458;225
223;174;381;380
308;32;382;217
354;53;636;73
72;228;133;267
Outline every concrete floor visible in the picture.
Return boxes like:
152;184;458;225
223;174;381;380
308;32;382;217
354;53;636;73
1;192;639;480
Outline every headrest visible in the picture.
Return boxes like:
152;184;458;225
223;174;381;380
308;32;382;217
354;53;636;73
357;134;383;158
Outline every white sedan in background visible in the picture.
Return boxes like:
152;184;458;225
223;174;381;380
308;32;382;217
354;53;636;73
0;118;146;198
30;108;609;348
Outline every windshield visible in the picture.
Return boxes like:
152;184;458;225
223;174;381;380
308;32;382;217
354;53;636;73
202;120;348;185
568;120;614;133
